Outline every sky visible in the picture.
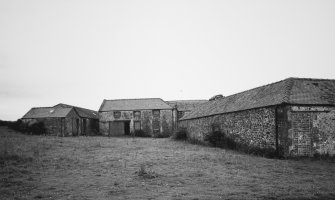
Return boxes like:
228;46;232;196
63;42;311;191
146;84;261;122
1;0;335;120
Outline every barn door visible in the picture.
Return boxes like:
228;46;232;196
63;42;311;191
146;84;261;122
109;121;124;136
291;112;312;156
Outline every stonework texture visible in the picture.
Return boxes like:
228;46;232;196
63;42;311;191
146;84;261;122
22;109;98;136
99;109;173;137
278;105;335;157
180;105;335;157
179;107;277;149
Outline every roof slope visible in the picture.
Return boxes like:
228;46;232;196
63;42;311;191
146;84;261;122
181;78;335;120
54;103;98;119
166;100;208;111
99;98;172;111
22;107;73;119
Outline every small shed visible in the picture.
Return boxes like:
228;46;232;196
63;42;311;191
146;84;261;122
22;103;99;136
53;104;99;135
22;106;80;136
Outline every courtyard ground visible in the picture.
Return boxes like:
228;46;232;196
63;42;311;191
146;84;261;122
1;126;335;200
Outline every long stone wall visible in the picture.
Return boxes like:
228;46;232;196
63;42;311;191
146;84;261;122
179;107;276;149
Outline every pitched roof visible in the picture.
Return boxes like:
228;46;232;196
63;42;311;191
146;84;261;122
99;98;173;111
54;103;98;119
166;100;208;111
181;78;335;120
22;107;73;119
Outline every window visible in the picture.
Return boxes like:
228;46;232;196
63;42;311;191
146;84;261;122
113;111;121;119
134;111;141;119
134;121;141;131
153;110;160;117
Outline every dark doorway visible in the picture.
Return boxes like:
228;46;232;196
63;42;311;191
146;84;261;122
124;121;130;135
83;119;87;135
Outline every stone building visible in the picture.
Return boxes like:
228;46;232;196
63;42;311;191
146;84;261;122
99;98;174;137
179;78;335;157
22;103;98;136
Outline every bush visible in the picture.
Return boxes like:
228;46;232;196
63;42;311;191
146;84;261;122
28;122;46;135
205;129;282;159
134;130;150;137
0;120;13;127
8;119;26;132
172;128;188;140
7;120;46;135
204;130;225;147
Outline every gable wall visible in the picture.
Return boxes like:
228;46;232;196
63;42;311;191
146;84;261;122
277;105;335;157
99;109;173;137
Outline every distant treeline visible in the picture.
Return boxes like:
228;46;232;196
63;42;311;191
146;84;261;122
0;119;46;135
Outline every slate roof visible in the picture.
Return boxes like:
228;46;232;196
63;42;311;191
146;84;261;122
166;100;208;111
54;103;98;119
22;107;73;119
99;98;173;111
181;78;335;120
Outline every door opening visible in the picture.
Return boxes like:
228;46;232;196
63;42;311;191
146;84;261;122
124;121;130;135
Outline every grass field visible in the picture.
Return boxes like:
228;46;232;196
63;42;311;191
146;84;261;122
1;126;335;200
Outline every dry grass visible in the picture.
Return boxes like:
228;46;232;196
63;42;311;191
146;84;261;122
1;126;335;200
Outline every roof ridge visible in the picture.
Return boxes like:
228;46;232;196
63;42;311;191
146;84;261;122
31;106;55;109
104;98;163;101
167;100;208;102
288;77;335;81
211;78;290;103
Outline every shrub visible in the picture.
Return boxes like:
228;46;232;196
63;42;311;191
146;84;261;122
205;129;282;159
172;128;188;140
134;130;150;137
28;122;46;135
0;120;13;127
204;130;225;147
8;119;26;132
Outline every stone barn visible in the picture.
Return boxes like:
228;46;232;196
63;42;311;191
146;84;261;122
22;104;99;136
179;78;335;157
99;98;174;137
53;104;99;135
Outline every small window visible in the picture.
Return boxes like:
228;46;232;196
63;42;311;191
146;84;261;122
134;111;141;119
113;111;121;119
153;110;160;117
134;121;141;131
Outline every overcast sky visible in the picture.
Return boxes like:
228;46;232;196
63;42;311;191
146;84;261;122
1;0;335;120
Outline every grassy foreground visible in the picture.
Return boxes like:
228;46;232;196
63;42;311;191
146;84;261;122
1;127;335;200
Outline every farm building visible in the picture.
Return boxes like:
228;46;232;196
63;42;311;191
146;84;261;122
99;98;174;137
179;78;335;157
22;104;98;136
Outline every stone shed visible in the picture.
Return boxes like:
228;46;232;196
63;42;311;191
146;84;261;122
179;78;335;157
99;98;174;137
22;103;99;136
53;104;99;135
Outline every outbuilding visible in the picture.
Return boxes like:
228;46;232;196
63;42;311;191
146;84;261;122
179;78;335;157
99;98;174;137
22;103;99;136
